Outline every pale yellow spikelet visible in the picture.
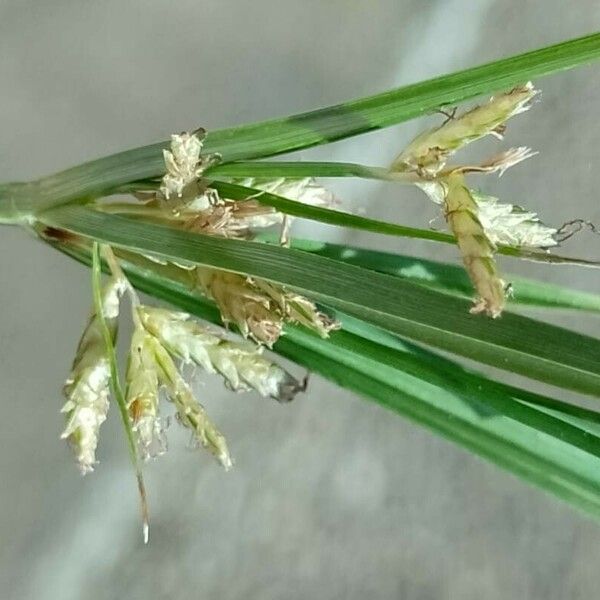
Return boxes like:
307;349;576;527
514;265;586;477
160;130;220;202
261;177;338;208
197;268;283;345
226;177;338;229
184;198;277;239
125;327;167;459
138;306;303;402
149;136;339;239
151;338;232;469
391;83;538;176
61;279;125;474
443;173;506;317
251;278;339;337
161;132;203;200
417;181;557;250
138;306;219;372
196;268;338;345
209;340;302;401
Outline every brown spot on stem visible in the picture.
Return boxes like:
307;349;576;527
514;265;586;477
42;226;79;243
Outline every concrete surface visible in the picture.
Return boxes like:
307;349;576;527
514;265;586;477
1;1;600;599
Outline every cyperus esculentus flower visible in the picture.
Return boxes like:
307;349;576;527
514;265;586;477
62;278;125;474
61;240;311;477
138;306;304;402
160;129;221;202
125;303;302;467
443;173;506;317
134;130;340;248
226;176;339;230
196;267;339;346
472;190;557;249
389;82;555;317
184;198;277;239
391;83;538;176
143;330;233;470
125;327;167;460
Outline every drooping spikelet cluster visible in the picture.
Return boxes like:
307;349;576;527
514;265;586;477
62;247;306;475
130;130;340;345
125;312;231;468
390;83;557;317
63;130;339;476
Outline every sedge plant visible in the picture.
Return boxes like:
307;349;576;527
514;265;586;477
2;32;600;540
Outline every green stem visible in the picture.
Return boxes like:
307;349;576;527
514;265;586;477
91;242;149;543
206;161;417;182
0;183;35;224
0;181;91;224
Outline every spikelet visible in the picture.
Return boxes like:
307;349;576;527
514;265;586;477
181;177;337;239
160;131;220;202
389;83;547;318
226;177;338;230
391;83;538;176
149;335;232;469
197;269;282;344
417;182;557;250
443;173;506;317
252;277;339;336
144;129;339;241
184;198;277;239
196;268;338;346
61;279;124;474
125;327;167;459
138;306;303;402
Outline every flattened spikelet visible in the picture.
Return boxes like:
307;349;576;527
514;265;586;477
444;174;506;317
391;83;538;176
61;279;124;473
138;306;304;402
196;268;338;345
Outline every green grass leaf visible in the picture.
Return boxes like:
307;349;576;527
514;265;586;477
208;180;599;268
40;205;600;397
208;160;398;180
265;236;600;313
201;32;600;161
25;33;600;207
210;180;453;242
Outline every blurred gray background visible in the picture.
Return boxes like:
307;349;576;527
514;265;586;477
1;2;600;599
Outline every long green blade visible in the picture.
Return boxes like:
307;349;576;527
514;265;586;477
270;237;600;313
209;180;598;268
202;32;600;161
40;205;600;397
210;180;453;243
280;335;600;519
25;33;600;207
208;161;396;180
103;178;599;269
